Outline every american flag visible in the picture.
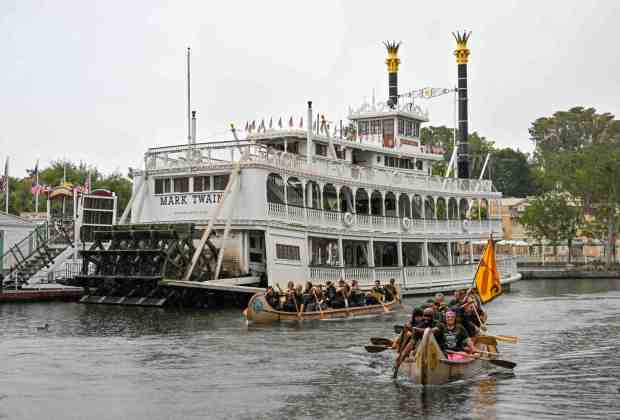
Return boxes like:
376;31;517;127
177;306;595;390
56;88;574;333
29;159;40;195
84;171;91;194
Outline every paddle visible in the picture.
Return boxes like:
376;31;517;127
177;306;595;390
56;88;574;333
484;334;519;344
392;325;410;378
378;295;391;314
473;336;498;347
370;337;393;347
446;350;517;370
486;358;517;369
365;345;390;353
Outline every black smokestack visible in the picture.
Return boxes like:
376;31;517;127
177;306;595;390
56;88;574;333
453;31;471;179
383;41;401;109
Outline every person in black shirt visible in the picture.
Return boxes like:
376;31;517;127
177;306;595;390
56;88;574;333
264;286;280;309
366;280;385;305
439;309;476;359
349;280;364;306
393;308;445;377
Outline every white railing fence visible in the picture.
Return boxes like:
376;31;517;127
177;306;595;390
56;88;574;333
144;141;496;195
266;202;502;235
308;256;519;291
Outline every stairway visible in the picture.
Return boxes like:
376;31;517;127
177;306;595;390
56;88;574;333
428;242;450;267
1;224;72;289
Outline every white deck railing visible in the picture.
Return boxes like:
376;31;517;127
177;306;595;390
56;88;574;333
144;141;497;195
308;256;519;291
266;203;502;235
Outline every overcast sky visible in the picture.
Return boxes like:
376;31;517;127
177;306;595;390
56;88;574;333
2;0;619;178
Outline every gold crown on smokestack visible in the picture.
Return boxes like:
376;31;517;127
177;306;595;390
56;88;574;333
453;31;471;64
383;40;401;73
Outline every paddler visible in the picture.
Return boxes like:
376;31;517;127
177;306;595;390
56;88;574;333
265;286;280;309
282;281;299;312
333;279;349;308
301;281;315;312
393;307;445;377
384;278;398;302
459;297;486;336
438;309;477;360
367;280;385;305
349;280;364;307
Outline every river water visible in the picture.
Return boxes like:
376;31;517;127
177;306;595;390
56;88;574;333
1;278;620;420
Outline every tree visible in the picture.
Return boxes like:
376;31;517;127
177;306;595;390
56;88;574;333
489;148;540;197
518;192;582;263
421;126;496;178
530;107;620;264
4;160;132;217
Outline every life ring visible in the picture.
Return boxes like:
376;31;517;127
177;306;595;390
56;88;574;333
402;217;412;230
343;212;354;227
462;219;470;232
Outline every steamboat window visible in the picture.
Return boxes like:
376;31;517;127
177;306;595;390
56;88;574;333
335;145;344;160
193;176;211;192
267;173;285;204
370;120;381;135
213;174;230;191
398;118;405;136
405;120;413;137
416;160;423;170
315;143;327;156
250;252;263;263
276;244;300;261
173;177;189;193
287;142;298;154
359;121;369;135
155;178;171;194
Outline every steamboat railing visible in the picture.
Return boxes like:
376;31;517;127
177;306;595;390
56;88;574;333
144;141;497;195
308;256;519;292
265;203;502;235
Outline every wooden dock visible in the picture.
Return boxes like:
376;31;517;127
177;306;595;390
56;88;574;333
0;286;83;303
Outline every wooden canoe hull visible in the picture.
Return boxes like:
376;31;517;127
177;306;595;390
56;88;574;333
400;328;492;385
244;293;399;323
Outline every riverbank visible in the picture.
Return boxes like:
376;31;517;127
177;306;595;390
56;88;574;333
518;263;620;280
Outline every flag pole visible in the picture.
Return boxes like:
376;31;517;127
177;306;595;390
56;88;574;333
4;157;9;213
35;159;40;213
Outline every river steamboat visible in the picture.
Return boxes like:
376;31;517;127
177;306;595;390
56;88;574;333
119;34;520;299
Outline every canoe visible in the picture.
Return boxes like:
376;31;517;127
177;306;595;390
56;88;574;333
244;292;400;323
399;328;494;385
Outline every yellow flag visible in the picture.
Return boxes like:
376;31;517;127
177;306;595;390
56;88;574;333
475;239;502;303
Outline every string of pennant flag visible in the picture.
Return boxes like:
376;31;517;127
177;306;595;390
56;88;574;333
243;115;347;138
